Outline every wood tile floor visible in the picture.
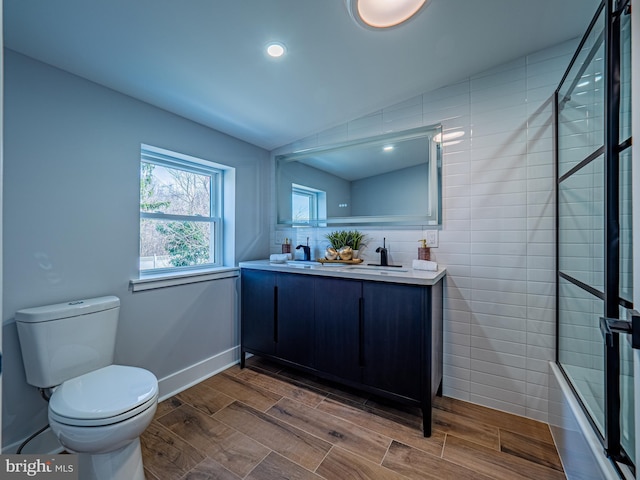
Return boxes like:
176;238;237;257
141;357;565;479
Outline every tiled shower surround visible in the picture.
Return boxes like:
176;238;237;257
272;38;582;423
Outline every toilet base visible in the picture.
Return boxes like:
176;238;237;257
78;438;145;480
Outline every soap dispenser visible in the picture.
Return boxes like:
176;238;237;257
282;238;291;254
418;239;430;260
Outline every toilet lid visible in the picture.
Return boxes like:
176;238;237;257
49;365;158;425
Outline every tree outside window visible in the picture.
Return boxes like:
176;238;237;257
140;148;222;272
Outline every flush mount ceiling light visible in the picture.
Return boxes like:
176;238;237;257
348;0;429;29
266;42;286;58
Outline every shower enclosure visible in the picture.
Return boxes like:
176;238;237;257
556;0;634;475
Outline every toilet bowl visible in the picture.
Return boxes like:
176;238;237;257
48;366;158;480
15;296;159;480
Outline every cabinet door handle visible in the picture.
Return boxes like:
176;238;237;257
359;297;364;366
274;285;279;343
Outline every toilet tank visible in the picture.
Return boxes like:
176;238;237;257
16;296;120;388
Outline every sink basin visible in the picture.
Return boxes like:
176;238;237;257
343;265;409;273
285;260;322;268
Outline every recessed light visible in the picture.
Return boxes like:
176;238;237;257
266;42;286;58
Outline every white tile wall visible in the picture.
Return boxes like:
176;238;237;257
271;38;581;423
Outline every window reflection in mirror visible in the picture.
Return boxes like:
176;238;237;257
276;125;442;226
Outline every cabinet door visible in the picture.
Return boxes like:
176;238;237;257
362;281;423;400
314;277;362;382
275;273;315;367
241;269;276;355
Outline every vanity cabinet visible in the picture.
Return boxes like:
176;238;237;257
361;282;423;400
240;265;443;437
314;277;362;382
241;269;314;367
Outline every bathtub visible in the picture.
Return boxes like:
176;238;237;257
548;362;632;479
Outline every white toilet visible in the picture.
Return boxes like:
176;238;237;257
16;296;158;480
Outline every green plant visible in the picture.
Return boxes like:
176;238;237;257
347;230;367;250
156;221;210;267
324;230;367;250
324;230;350;249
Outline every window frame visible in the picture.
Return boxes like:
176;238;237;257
139;145;224;275
291;183;326;227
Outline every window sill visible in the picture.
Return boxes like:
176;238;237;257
130;267;239;292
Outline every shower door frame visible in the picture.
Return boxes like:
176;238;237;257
555;0;634;472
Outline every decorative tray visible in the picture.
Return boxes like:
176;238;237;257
315;258;364;265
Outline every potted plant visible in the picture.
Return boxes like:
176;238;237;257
324;230;367;260
324;230;350;249
347;230;366;250
324;230;352;260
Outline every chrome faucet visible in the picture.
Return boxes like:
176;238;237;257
296;237;311;261
376;238;389;266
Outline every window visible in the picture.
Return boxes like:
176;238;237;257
292;183;326;225
140;146;223;273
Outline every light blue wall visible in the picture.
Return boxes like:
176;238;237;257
351;163;428;216
2;50;270;449
277;161;351;221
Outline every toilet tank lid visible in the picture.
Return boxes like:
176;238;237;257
15;296;120;323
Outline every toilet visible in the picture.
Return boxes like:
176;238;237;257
15;296;158;480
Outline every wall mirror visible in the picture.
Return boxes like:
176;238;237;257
276;124;442;226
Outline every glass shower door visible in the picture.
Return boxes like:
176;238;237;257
556;0;634;470
557;1;607;437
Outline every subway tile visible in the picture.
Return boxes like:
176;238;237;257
470;103;527;127
527;38;578;66
526;345;555;362
471;288;527;306
468;266;527;283
526;370;550;387
382;114;423;133
471;337;528;359
448;331;472;347
526;404;549;424
445;364;472;381
469;383;527;410
527;306;555;324
471;324;526;345
526;383;549;403
527;358;549;373
472;313;526;332
347;111;383;139
444;381;471;399
471;370;527;393
445;352;472;370
527;332;555;350
446;342;472;358
470;277;527;294
423;84;470;107
471;347;527;370
446;318;472;335
317;124;348;145
472;56;526;81
471;67;526;94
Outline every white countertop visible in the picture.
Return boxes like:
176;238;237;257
239;260;446;286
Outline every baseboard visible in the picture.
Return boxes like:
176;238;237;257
157;345;240;401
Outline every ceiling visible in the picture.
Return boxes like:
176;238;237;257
4;0;600;151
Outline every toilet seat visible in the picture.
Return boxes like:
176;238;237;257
49;365;158;427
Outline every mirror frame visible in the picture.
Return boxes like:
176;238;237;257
275;124;442;227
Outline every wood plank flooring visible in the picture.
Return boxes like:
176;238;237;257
141;357;565;479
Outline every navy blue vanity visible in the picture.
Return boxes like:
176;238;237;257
239;260;445;437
